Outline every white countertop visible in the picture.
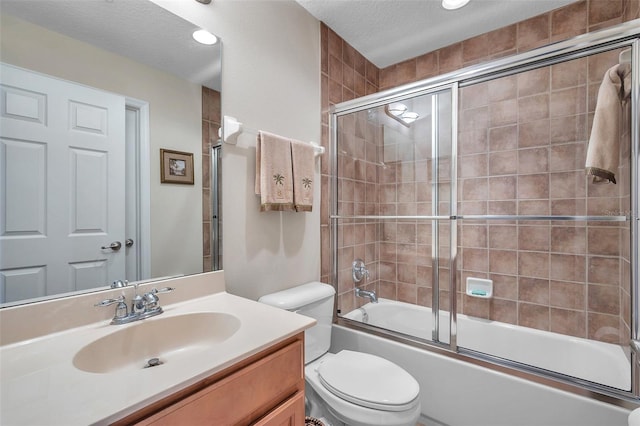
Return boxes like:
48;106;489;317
0;290;315;425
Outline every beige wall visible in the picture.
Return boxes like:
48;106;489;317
154;0;322;300
0;14;203;279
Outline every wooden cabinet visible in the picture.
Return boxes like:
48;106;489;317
253;392;305;426
114;334;305;426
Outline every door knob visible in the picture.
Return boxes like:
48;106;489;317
101;241;122;251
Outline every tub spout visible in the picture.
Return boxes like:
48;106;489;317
355;287;378;303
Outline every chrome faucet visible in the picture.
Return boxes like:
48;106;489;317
95;283;174;325
355;287;378;303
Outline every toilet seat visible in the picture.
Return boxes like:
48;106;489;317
316;350;419;412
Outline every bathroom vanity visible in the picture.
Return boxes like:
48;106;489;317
0;271;314;425
120;334;305;425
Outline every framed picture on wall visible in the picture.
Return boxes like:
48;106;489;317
160;149;194;184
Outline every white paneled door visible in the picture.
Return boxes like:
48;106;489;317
0;63;126;303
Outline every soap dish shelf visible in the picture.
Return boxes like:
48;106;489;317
466;277;493;298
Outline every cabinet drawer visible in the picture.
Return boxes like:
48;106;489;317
138;339;303;426
253;392;305;426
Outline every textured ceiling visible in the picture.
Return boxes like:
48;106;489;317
297;0;577;68
0;0;221;90
2;0;579;87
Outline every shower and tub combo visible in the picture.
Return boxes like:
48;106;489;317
327;19;640;424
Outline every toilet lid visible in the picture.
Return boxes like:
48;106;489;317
316;350;419;411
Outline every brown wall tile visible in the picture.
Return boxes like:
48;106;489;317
416;52;439;79
550;280;586;310
487;24;517;56
439;43;463;74
588;284;620;315
589;0;623;26
551;227;586;254
520;277;550;304
518;67;550;97
551;57;588;89
518;119;550;148
519;251;550;278
490;298;518;324
517;13;551;51
552;1;588;38
550;307;586;337
463;34;489;63
550;254;586;282
519;303;550;330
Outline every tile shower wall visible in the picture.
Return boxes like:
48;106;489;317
378;0;640;90
321;0;638;341
320;23;380;312
456;50;631;344
202;87;221;272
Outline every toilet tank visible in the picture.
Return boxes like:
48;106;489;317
259;282;335;363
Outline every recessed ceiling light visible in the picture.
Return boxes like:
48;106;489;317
192;29;218;45
442;0;470;10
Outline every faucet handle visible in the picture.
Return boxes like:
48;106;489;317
352;259;369;283
94;295;125;307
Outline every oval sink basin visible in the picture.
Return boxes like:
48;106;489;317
73;312;240;374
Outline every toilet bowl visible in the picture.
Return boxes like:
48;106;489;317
259;282;421;426
306;351;421;426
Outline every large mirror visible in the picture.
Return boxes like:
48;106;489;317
0;0;222;306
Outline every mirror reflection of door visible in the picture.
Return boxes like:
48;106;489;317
0;63;129;302
0;0;222;305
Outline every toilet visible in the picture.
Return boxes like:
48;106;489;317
259;282;421;426
629;407;640;426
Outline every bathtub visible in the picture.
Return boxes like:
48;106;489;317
343;298;631;391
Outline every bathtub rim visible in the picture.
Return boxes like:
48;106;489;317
335;315;640;411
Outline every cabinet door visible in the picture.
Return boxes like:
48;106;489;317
253;392;305;426
137;339;303;425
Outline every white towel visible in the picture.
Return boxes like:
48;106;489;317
255;131;294;211
291;140;315;212
585;63;631;184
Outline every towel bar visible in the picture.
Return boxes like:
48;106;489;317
219;115;325;157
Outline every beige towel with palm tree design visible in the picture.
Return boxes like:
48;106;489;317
255;131;294;211
291;140;314;212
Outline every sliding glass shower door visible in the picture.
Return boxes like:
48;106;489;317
333;85;456;347
454;46;633;391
